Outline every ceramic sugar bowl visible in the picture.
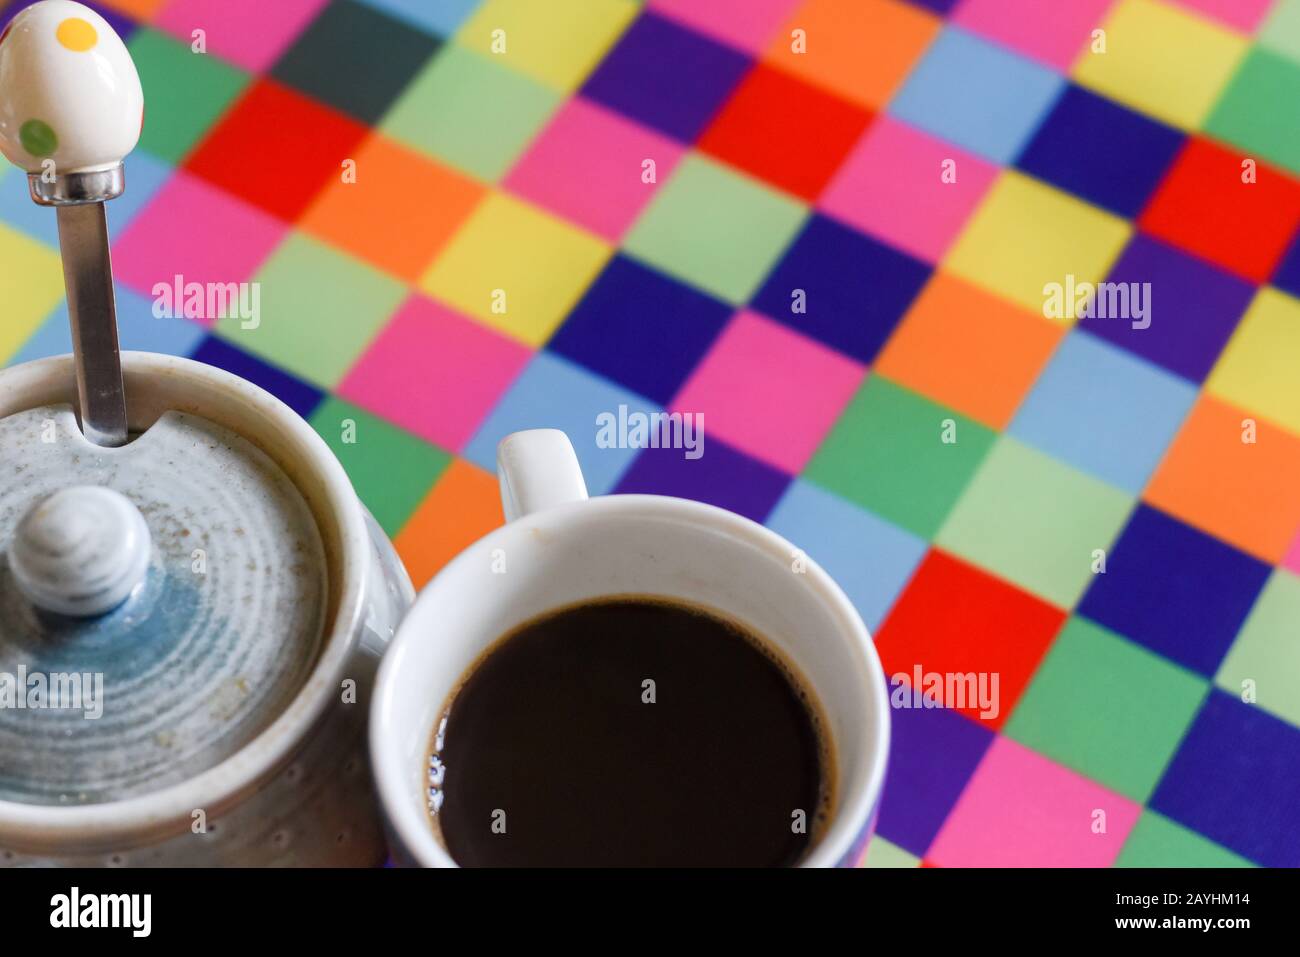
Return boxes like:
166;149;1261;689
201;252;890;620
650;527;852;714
0;352;415;865
0;0;415;865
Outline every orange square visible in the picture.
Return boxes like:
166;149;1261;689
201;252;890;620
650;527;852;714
1144;394;1300;564
300;133;485;282
763;0;941;109
874;272;1064;429
394;458;504;589
97;0;169;18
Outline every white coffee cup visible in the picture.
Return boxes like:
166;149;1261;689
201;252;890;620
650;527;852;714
371;429;890;867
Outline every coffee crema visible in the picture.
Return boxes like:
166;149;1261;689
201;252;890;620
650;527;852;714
426;596;834;867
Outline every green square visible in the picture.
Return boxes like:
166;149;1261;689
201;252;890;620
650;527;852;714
1215;569;1300;727
1205;47;1300;177
128;28;249;164
804;376;995;539
309;398;450;536
380;45;559;181
623;154;807;304
214;233;406;389
936;436;1133;607
1260;0;1300;65
863;836;919;869
1116;811;1254;868
1005;617;1207;801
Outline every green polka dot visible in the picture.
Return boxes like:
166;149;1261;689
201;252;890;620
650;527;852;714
19;119;58;158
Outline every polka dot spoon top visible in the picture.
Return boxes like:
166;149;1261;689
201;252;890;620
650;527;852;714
0;0;143;175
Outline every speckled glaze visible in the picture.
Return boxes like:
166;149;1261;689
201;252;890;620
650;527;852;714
0;406;328;806
0;352;414;866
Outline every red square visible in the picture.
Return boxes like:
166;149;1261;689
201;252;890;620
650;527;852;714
874;549;1066;730
698;63;872;201
1139;137;1300;284
185;78;369;222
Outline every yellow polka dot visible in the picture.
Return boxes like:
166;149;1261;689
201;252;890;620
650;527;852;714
56;17;97;52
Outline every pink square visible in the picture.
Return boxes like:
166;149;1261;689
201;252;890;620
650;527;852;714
952;0;1115;70
1167;0;1275;32
819;115;997;264
504;97;685;242
155;0;329;72
338;295;531;452
927;737;1141;867
112;171;286;325
648;0;799;53
1283;526;1300;576
670;311;864;474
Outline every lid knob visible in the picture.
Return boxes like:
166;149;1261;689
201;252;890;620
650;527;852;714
10;485;151;617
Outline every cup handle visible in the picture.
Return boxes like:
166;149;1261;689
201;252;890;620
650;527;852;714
496;429;589;522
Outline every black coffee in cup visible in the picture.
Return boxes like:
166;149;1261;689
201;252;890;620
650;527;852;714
426;597;833;867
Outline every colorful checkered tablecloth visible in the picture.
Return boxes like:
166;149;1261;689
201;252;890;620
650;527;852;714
2;0;1298;868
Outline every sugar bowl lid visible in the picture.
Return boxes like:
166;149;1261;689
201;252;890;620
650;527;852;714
0;399;328;806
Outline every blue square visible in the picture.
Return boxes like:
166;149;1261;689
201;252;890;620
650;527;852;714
877;701;994;857
889;26;1064;164
1151;690;1300;867
615;435;790;523
752;214;929;363
548;255;733;404
190;337;323;419
354;0;480;37
765;479;927;633
0;166;54;248
1079;505;1270;677
581;12;750;143
1271;229;1300;301
1009;330;1196;493
0;148;172;248
11;286;206;365
1016;85;1184;218
463;351;660;495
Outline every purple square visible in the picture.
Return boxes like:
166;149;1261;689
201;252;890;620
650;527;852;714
1;1;136;40
752;214;930;363
1152;690;1300;867
191;337;324;419
1078;505;1270;677
1271;228;1300;301
614;437;790;523
1;1;26;32
548;255;732;405
1016;85;1184;218
876;701;994;856
1079;234;1253;383
900;0;960;12
581;11;750;143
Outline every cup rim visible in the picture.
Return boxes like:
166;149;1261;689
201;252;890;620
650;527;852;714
371;492;890;868
0;352;372;852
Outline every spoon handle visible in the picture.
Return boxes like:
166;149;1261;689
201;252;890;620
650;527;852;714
55;202;128;448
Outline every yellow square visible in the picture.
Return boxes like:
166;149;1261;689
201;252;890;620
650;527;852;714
1207;287;1300;435
420;191;611;347
0;223;64;362
457;0;638;93
1072;0;1246;130
944;171;1132;319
